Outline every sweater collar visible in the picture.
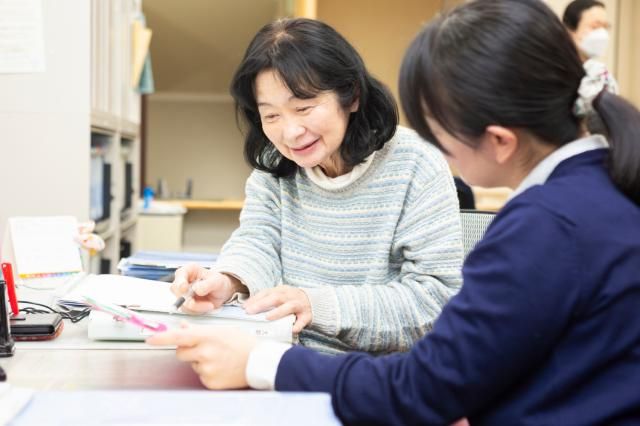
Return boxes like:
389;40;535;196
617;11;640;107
509;134;608;200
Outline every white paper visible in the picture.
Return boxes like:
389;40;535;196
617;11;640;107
9;216;82;277
0;0;45;73
59;274;295;343
62;274;271;321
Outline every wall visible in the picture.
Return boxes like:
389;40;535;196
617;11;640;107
146;96;248;200
0;0;90;243
616;0;640;107
316;0;443;123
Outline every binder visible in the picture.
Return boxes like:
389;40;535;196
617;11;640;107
118;250;217;280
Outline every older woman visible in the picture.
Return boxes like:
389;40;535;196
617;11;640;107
167;18;462;355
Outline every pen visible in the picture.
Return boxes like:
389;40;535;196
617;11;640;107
172;283;197;312
1;263;20;317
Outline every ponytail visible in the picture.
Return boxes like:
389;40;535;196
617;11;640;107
594;91;640;205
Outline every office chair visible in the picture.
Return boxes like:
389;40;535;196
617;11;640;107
460;209;496;259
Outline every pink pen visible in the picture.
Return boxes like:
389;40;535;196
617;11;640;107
82;295;168;332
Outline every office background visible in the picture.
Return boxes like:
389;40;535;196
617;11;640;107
0;0;637;263
142;0;639;252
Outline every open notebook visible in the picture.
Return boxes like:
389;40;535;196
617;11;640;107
58;274;294;343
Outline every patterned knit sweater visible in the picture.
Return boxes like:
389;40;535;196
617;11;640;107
212;126;463;354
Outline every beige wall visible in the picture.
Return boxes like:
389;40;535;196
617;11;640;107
146;97;249;200
316;0;443;123
616;0;640;107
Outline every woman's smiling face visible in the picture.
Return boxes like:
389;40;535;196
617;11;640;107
255;69;357;177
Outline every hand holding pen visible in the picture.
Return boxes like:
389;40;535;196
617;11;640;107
172;283;197;311
170;264;248;313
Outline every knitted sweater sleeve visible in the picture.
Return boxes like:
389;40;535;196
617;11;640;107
210;171;282;293
304;170;464;352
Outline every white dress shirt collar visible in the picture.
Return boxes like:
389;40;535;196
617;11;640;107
509;134;608;200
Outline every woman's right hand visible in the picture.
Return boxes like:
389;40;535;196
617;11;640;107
171;264;246;313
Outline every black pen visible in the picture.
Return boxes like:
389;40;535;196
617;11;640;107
172;284;197;312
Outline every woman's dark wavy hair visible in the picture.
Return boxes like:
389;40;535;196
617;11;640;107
230;18;398;178
399;0;640;205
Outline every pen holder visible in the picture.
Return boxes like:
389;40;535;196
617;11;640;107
0;281;16;357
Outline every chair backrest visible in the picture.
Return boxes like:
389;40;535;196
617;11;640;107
460;209;496;259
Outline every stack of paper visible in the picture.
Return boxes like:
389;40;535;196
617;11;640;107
117;250;217;280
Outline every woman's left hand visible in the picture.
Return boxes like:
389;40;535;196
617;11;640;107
243;285;313;334
146;323;257;390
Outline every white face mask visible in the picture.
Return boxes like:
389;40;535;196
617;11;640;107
579;28;609;58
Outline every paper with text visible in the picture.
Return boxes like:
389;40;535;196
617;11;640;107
0;0;45;73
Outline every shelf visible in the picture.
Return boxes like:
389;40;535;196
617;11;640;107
91;110;120;133
163;199;244;211
97;226;117;241
120;215;138;232
119;119;140;139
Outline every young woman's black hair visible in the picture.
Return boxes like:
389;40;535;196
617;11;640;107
399;0;640;205
231;18;398;178
562;0;606;31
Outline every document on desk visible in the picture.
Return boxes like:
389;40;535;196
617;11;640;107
11;390;340;425
58;274;294;343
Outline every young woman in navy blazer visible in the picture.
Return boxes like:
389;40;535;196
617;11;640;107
148;1;640;424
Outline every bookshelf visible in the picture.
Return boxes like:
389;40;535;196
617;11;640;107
89;0;142;274
0;0;142;275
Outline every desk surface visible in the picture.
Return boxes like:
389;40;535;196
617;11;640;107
1;319;340;425
0;320;202;390
1;283;340;425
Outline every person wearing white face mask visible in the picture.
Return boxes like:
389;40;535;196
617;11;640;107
563;0;618;134
563;0;612;61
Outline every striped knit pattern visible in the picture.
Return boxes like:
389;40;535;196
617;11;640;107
213;126;463;354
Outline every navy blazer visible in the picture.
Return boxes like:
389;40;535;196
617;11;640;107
275;150;640;425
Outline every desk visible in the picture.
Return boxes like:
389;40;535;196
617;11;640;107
0;289;340;425
0;320;203;390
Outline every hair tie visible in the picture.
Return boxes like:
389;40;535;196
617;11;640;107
573;59;619;118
